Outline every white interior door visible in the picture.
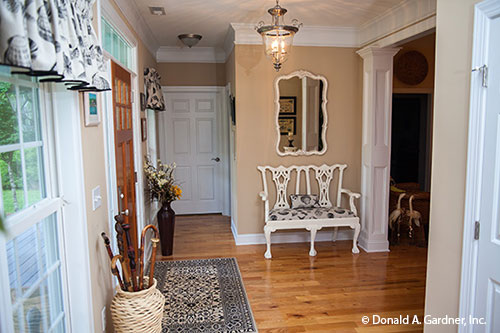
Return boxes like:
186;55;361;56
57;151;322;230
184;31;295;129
473;7;500;332
161;89;222;214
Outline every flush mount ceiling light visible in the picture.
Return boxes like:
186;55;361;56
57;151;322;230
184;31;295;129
255;0;302;72
149;6;166;16
178;34;202;48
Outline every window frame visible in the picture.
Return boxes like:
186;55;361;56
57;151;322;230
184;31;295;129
0;78;95;333
0;75;53;216
0;77;69;332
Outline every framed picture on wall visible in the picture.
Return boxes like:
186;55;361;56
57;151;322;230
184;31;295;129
84;92;100;127
279;96;296;115
230;95;236;126
141;118;147;141
140;92;146;111
278;117;296;135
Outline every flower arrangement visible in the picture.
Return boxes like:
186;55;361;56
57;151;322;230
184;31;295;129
144;158;182;204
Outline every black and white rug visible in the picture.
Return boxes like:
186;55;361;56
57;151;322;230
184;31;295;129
154;258;258;333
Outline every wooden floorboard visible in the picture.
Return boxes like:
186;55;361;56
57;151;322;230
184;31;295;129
157;214;427;332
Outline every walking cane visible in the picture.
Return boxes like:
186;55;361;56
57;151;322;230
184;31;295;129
122;223;138;291
120;255;133;292
139;225;159;289
110;255;126;291
114;218;132;290
149;238;160;288
101;232;127;291
114;221;125;258
101;232;114;261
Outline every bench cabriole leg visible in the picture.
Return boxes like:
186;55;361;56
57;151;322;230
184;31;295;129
309;228;317;256
264;226;272;259
352;222;360;254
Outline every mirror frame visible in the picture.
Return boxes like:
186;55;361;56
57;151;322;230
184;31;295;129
274;70;328;156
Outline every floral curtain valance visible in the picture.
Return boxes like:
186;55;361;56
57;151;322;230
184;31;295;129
0;0;110;91
144;67;165;111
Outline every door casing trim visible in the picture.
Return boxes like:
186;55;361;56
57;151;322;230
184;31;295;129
459;1;500;331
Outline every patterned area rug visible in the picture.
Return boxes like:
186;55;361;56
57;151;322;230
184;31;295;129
154;258;258;333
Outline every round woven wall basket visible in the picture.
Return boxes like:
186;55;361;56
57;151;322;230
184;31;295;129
110;278;165;333
394;50;429;85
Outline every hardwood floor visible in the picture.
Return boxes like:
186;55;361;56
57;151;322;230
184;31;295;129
157;214;427;332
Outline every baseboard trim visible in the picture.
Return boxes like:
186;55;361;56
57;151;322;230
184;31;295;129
233;228;354;246
358;235;390;252
230;217;238;242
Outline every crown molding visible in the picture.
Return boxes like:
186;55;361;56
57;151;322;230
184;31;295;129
111;0;160;56
230;23;358;48
153;0;436;64
223;24;236;59
358;0;436;47
156;46;226;63
356;46;401;59
370;15;436;49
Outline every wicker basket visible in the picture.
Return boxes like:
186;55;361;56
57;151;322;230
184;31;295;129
110;278;165;333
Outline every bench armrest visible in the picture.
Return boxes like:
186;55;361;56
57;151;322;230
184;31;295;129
340;189;361;216
259;191;270;221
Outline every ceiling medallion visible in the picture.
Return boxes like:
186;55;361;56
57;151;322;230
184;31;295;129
255;0;302;71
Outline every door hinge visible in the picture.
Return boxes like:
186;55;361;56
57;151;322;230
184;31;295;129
474;221;480;240
472;65;488;88
134;171;137;183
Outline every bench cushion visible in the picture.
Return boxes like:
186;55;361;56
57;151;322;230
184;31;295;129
269;207;356;221
290;194;320;208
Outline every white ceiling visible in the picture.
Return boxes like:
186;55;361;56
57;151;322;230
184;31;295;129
131;0;406;48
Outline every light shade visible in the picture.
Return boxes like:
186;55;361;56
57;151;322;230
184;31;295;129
256;1;301;71
178;34;202;48
261;28;296;71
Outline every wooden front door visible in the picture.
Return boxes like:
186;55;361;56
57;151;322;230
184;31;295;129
111;61;137;250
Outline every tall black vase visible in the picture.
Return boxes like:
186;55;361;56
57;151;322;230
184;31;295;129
157;202;175;256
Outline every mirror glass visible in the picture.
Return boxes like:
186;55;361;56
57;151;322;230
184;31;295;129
276;72;327;155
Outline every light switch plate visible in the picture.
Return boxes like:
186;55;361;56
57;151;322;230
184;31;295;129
92;186;102;211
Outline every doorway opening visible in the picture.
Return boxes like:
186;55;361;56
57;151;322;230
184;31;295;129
389;93;433;249
391;94;432;191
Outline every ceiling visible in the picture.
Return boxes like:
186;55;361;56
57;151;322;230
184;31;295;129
132;0;407;48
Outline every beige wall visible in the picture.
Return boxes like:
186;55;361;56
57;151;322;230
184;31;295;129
157;63;226;86
424;1;479;331
394;33;436;90
234;45;362;234
78;94;114;332
82;1;158;331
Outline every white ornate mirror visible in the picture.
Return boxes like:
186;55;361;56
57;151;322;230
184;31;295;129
275;70;328;156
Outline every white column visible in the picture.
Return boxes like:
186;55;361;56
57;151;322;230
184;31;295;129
356;47;400;252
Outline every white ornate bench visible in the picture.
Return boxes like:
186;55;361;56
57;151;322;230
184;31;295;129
257;164;361;258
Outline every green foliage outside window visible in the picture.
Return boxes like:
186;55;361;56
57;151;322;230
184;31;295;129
0;81;44;215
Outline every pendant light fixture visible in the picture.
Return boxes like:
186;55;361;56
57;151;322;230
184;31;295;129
255;0;302;71
178;34;202;48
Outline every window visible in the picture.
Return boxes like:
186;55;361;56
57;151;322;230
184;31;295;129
102;18;134;71
0;76;45;215
0;69;66;332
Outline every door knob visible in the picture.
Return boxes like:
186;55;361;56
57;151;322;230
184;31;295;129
120;193;124;199
211;157;220;162
120;209;129;216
